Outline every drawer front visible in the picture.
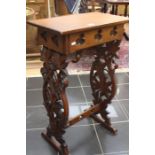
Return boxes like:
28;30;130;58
69;24;124;53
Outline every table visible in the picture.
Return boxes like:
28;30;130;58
27;12;128;155
104;0;129;16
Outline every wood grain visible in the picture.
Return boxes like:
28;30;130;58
27;12;128;35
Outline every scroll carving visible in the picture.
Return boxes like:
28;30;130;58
51;35;59;46
76;33;85;45
110;26;118;36
40;46;69;154
90;40;121;126
40;31;47;41
40;39;122;154
94;29;103;40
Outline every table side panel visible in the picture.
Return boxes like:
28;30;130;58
36;24;125;54
68;24;124;53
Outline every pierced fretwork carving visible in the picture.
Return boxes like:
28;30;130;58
40;46;69;155
90;40;121;130
110;26;118;36
94;29;103;40
28;8;128;155
76;33;85;45
51;35;59;46
71;52;81;63
40;31;47;41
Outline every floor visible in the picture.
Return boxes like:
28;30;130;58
26;72;129;155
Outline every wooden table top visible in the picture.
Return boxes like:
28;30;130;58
27;12;128;35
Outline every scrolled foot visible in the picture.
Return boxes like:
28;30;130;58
41;132;69;155
91;114;117;135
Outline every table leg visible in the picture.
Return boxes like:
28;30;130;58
40;46;69;155
111;4;115;14
115;4;118;15
90;40;121;134
124;4;128;17
101;3;108;13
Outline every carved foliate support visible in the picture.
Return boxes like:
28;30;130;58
40;46;69;154
90;40;121;131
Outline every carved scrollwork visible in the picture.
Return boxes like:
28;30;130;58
90;40;121;124
40;47;69;151
94;29;103;40
110;26;118;36
71;52;81;63
40;31;48;41
51;35;59;47
76;33;85;45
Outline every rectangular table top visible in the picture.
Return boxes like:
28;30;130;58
27;12;128;35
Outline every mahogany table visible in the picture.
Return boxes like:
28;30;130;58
27;12;128;155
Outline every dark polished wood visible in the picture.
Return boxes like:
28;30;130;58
40;46;69;154
27;12;128;155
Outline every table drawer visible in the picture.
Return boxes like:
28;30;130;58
69;24;124;53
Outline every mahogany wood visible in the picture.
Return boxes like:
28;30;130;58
67;102;103;127
28;12;128;54
28;12;128;35
90;114;117;134
27;12;128;155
